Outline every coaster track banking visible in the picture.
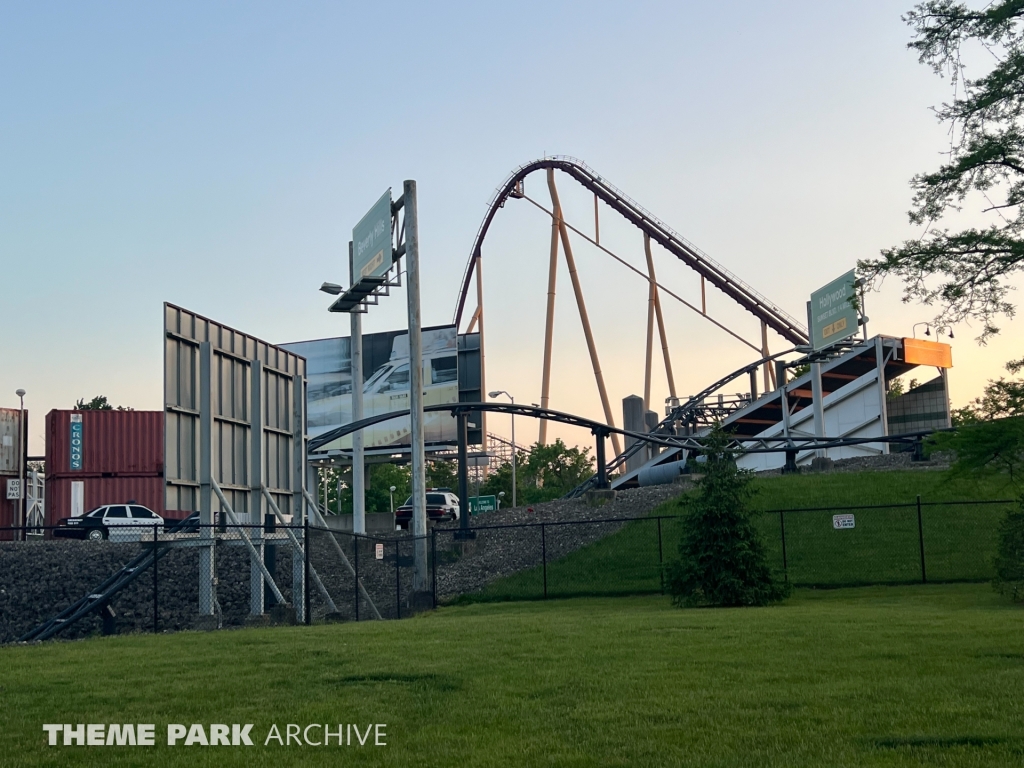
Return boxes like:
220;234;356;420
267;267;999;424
452;156;808;345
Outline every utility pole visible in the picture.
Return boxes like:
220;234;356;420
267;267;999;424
350;241;366;535
15;389;25;541
405;180;429;601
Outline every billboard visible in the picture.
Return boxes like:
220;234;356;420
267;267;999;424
164;303;306;518
809;270;859;351
353;190;394;285
282;325;480;453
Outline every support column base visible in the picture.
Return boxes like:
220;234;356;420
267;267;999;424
269;603;296;625
194;615;219;632
584;489;617;507
409;591;434;614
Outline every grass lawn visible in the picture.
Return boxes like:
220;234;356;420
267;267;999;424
2;583;1024;767
463;469;1019;603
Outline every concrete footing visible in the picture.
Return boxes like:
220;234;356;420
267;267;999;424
409;591;434;614
194;615;220;631
584;489;617;507
810;457;835;472
269;603;296;625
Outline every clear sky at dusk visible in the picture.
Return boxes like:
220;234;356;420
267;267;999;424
4;1;1023;453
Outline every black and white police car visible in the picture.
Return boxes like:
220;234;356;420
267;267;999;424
54;504;165;542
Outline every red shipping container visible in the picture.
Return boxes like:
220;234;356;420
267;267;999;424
0;494;16;540
46;410;163;478
44;475;184;526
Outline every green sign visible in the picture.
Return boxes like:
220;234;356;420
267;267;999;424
469;495;497;515
809;270;858;351
352;190;393;285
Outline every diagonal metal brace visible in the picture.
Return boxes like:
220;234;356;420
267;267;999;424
211;479;285;604
261;485;338;614
302;488;383;621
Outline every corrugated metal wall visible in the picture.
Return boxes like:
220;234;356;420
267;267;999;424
0;496;16;540
1;407;27;539
45;475;174;526
164;303;306;519
44;409;168;525
0;407;25;476
46;410;163;476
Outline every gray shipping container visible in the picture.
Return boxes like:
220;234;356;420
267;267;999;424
0;407;25;476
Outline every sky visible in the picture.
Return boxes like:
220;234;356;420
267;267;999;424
3;1;1024;455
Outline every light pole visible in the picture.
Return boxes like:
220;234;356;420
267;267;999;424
912;322;931;339
15;389;25;540
389;485;396;515
498;491;505;510
488;390;515;508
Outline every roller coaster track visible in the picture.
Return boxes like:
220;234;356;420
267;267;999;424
564;349;795;498
453;156;808;345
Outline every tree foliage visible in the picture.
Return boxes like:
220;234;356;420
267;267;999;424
994;506;1024;600
479;439;594;505
74;395;133;411
860;1;1024;339
928;358;1024;600
665;428;789;608
930;354;1024;487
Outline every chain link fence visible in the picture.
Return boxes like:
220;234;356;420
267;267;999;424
0;496;1015;643
749;498;1012;587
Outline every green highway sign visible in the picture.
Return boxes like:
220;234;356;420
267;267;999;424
809;269;858;351
469;495;497;515
352;190;393;285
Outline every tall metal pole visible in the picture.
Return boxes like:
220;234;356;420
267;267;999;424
595;430;607;489
292;373;307;623
874;336;890;455
249;359;265;615
475;255;488;470
811;361;826;459
16;390;25;540
491;391;517;507
643;235;656;412
198;342;215;616
761;321;771;392
404;180;429;597
457;412;471;536
350;241;366;534
510;397;516;509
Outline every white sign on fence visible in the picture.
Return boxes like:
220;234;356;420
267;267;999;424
832;514;855;530
6;479;21;500
375;543;384;560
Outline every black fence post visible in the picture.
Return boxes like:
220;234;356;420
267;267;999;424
354;534;360;622
395;539;401;620
779;510;788;579
657;517;664;594
916;495;927;583
304;518;311;626
541;523;548;599
431;529;437;609
152;524;159;634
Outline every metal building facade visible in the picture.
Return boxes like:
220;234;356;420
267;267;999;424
163;303;307;519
